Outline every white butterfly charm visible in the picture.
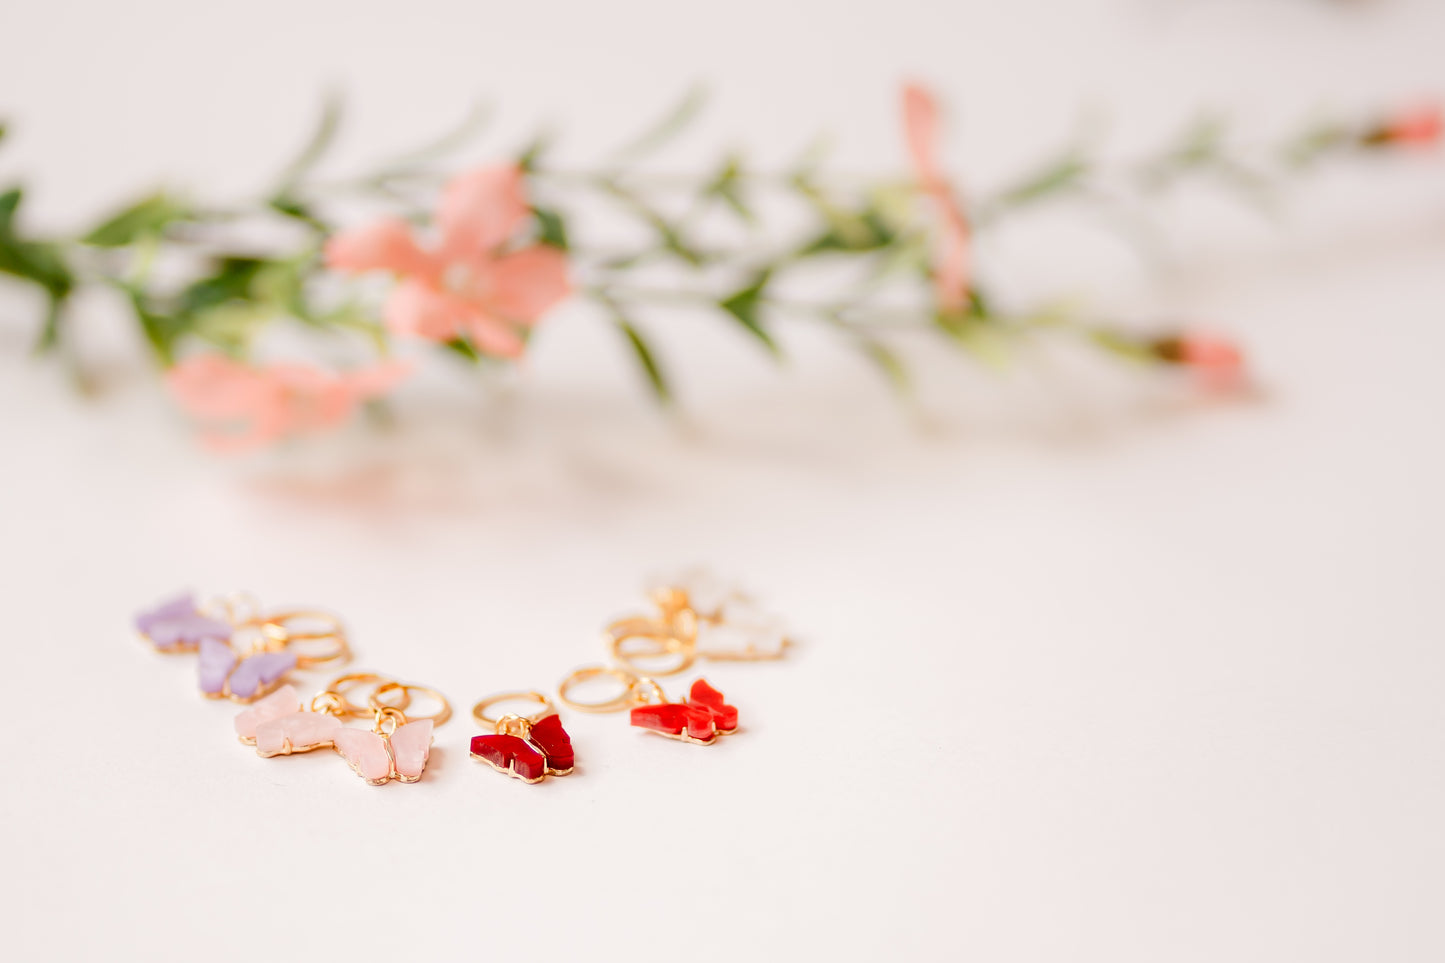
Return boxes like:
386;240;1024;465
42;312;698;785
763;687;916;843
647;567;791;660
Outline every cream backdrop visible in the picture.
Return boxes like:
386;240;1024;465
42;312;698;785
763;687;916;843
1;1;1442;960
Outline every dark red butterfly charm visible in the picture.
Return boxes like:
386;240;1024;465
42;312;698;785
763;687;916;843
630;678;738;746
469;713;575;783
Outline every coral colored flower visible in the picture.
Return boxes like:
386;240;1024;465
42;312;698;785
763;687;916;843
1370;103;1444;148
325;165;570;358
902;83;972;313
166;354;411;451
1156;334;1245;390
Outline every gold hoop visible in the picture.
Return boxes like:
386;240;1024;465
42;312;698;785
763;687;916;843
261;609;347;643
604;608;699;674
309;691;347;717
558;665;665;713
327;672;410;718
370;681;451;727
471;690;555;728
259;610;351;668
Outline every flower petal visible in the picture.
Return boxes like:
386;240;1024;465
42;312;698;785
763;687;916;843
324;219;437;278
464;314;527;359
934;201;972;312
167;355;271;420
436;165;530;266
483;246;571;325
384;279;475;341
344;359;414;399
902;83;945;190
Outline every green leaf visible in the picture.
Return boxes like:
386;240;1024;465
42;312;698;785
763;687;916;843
532;206;569;250
859;339;910;394
81;193;186;247
267;195;326;231
598;179;703;265
1087;328;1156;363
0;188;73;297
994;154;1090;209
380;101;493;170
177;257;269;316
937;311;1011;369
610;85;706;162
272;93;343;194
704;154;752;223
441;337;481;364
718;271;779;356
125;289;187;364
615;318;671;403
517;134;553;173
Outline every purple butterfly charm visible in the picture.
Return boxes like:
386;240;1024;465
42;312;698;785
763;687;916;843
197;638;298;702
135;593;233;652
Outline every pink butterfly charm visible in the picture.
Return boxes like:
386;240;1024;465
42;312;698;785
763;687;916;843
234;686;344;757
333;718;435;786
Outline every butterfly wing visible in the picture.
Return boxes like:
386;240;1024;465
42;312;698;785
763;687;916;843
687;678;738;734
139;593;232;651
631;702;718;744
197;637;237;696
254;711;343;757
388;720;434;784
333;728;395;785
234;685;301;743
225;650;298;701
470;733;547;783
527;714;575;775
135;593;195;637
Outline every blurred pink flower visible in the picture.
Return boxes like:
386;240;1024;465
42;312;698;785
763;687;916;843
1157;333;1245;391
167;354;411;452
1372;102;1443;148
902;83;972;313
325;165;570;358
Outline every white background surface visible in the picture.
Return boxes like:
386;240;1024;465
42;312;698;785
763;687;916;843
2;1;1443;960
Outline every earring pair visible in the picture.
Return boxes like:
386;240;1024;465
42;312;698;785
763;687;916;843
135;590;350;702
234;672;450;786
605;570;791;677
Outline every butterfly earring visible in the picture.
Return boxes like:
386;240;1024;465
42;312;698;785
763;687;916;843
233;672;403;756
558;666;740;747
469;691;575;784
606;572;792;677
332;679;450;786
135;591;350;702
234;673;449;786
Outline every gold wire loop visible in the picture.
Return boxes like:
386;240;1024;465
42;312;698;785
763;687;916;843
208;592;264;627
494;713;533;739
309;691;347;717
604;622;697;677
557;665;667;713
374;705;408;735
370;682;451;728
471;691;555;729
259;610;351;668
326;672;410;718
645;582;793;664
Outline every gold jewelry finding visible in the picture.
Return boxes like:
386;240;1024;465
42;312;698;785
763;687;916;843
558;665;664;713
471;690;556;728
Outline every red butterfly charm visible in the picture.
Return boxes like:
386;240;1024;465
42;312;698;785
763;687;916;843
470;713;575;784
630;678;738;746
